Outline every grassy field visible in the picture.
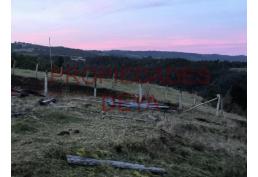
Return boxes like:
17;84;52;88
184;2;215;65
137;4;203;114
12;68;246;121
11;68;247;177
12;68;202;105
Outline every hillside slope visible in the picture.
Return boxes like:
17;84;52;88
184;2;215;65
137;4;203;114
12;42;247;61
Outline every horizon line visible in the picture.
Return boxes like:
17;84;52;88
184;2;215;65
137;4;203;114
12;41;247;57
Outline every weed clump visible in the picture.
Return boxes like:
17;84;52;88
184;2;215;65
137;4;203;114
43;145;67;160
74;147;111;159
43;111;81;124
12;122;38;134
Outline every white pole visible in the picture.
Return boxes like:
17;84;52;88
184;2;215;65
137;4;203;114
139;83;142;102
35;63;38;79
193;96;196;105
44;72;48;97
216;94;221;116
94;88;97;97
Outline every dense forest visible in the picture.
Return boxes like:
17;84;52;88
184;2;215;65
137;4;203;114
11;53;247;115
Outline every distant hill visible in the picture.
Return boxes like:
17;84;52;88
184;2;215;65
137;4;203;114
101;50;247;61
11;42;247;62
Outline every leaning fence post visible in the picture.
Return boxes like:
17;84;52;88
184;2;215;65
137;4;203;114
216;94;221;116
139;83;143;102
44;72;48;97
35;63;38;79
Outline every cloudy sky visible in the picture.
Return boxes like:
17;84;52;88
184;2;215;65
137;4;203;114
12;0;246;55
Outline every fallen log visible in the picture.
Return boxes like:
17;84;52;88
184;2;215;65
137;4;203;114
105;98;171;111
66;155;166;174
52;105;77;109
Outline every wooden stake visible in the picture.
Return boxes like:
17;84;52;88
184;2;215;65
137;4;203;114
216;94;221;116
44;72;48;97
193;96;196;105
35;63;38;79
139;83;142;102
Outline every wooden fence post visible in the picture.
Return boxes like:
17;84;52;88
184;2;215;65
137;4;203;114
144;82;151;99
216;94;221;116
44;72;48;97
193;96;196;105
139;83;143;102
35;63;38;79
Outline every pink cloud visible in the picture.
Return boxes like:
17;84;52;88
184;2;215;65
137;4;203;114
12;30;246;55
66;37;246;55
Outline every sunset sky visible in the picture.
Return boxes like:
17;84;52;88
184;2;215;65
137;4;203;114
12;0;247;55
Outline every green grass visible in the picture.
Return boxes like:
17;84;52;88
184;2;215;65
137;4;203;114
11;94;246;177
11;70;246;177
12;68;246;122
12;122;38;134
